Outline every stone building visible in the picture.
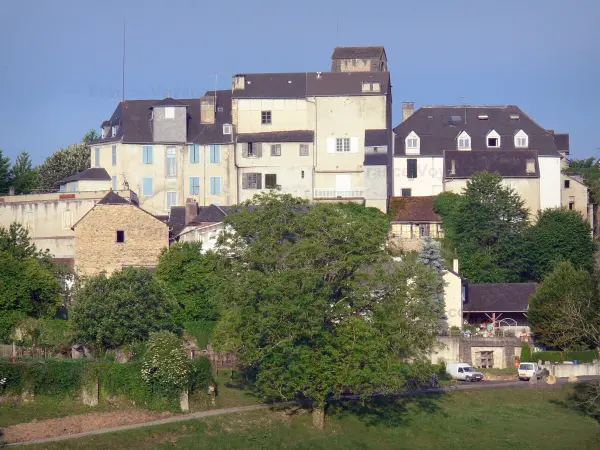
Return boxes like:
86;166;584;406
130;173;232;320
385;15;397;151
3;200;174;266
72;191;168;276
562;173;594;229
388;196;443;252
330;46;388;72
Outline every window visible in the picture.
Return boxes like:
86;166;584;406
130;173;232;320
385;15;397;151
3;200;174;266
301;170;305;179
299;144;309;156
142;145;153;164
336;138;350;152
101;128;106;138
222;123;232;135
401;188;412;197
61;210;73;230
142;177;154;196
242;173;262;189
270;144;281;156
564;180;570;188
165;107;175;119
244;142;262;158
210;145;221;163
69;182;78;192
210;176;222;195
59;184;66;193
166;191;178;208
166;147;177;177
419;224;430;238
94;147;100;167
407;138;418;148
405;131;420;154
526;158;536;174
487;130;500;148
515;130;528;148
261;111;272;125
450;159;456;176
265;174;277;188
569;201;574;210
407;159;417;179
189;177;200;195
189;145;200;164
112;176;117;191
112;145;117;166
361;81;381;92
457;132;471;150
111;126;117;137
116;230;125;243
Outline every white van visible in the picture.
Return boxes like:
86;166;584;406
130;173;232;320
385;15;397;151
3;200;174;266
446;363;484;382
518;362;542;381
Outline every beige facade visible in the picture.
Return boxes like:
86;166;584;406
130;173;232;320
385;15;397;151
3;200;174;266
0;190;135;259
389;222;444;252
73;201;168;276
90;142;236;213
562;173;593;226
443;267;464;330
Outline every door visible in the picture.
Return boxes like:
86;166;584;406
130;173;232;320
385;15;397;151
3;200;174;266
336;174;351;195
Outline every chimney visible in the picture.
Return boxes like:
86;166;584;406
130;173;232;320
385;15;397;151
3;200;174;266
8;186;14;196
200;96;215;124
185;199;198;224
232;74;245;91
402;102;415;121
452;259;459;274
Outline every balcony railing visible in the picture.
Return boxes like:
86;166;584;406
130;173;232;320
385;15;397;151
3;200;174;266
313;188;364;199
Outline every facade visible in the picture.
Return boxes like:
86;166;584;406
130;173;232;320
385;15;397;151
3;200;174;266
393;105;566;215
443;262;465;330
72;191;168;275
89;91;236;214
175;203;230;252
388;196;443;252
562;173;594;228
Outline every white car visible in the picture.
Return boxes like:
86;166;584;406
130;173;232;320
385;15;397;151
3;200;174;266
518;362;543;381
446;363;484;382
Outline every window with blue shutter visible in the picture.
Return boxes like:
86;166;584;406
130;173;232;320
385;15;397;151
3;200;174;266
59;184;66;193
112;145;117;166
112;176;117;190
210;176;222;195
190;177;200;195
142;145;153;164
94;148;100;167
142;178;154;196
190;145;200;164
209;145;221;164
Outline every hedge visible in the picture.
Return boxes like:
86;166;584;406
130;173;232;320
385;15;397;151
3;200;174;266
532;350;599;364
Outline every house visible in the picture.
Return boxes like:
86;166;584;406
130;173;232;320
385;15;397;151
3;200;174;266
170;202;230;252
388;196;443;252
57;168;112;193
88;90;235;214
393;105;566;215
562;173;594;230
72;191;168;275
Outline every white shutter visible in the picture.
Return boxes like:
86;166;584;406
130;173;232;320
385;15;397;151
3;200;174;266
350;137;359;153
327;137;336;153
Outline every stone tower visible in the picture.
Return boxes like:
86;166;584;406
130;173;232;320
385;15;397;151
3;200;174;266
331;46;388;72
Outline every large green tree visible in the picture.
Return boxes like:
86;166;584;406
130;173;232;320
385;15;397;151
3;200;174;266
0;149;10;195
213;193;442;428
82;129;100;145
418;237;447;333
528;261;600;350
70;267;182;351
525;208;595;281
37;143;90;192
9;152;40;194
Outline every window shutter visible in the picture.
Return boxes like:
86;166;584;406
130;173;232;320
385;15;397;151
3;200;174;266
257;173;262;189
215;177;221;194
350;137;359;153
241;143;248;158
327;137;336;153
242;173;249;189
256;143;262;158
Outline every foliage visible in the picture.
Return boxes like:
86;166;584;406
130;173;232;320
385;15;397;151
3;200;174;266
142;331;190;394
0;221;42;259
418;237;448;333
520;342;532;362
0;359;85;396
14;318;72;352
569;381;600;423
184;321;217;349
532;350;598;363
9;152;40;194
70;267;182;351
525;208;595;281
434;172;529;283
529;262;600;350
214;192;442;427
82;129;100;145
0;310;26;343
37;143;90;192
564;158;600;204
0;149;10;194
157;243;227;321
188;357;214;393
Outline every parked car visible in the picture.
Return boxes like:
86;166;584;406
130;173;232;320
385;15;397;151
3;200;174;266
518;362;543;381
446;363;484;382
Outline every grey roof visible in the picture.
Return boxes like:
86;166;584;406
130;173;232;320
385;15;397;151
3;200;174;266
237;130;314;143
331;46;386;60
553;133;570;153
57;168;111;185
151;97;188;108
393;105;563;157
189;204;229;224
231;71;390;99
464;283;537;312
444;150;540;178
365;129;388;147
168;206;187;238
364;154;388;165
90;90;233;146
97;191;131;205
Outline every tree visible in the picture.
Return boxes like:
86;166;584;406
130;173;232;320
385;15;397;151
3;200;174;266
9;152;40;194
82;129;99;145
0;222;41;259
156;242;228;321
213;193;442;428
37;143;90;192
0;149;10;195
519;342;532;362
525;208;595;281
70;267;182;351
528;262;600;350
418;237;448;333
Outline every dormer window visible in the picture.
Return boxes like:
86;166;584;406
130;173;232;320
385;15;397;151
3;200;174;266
111;126;117;137
487;130;500;148
361;81;381;92
457;131;471;151
405;131;420;155
223;123;232;135
515;130;528;148
101;129;107;138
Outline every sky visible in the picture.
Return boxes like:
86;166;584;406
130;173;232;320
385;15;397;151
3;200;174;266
0;0;599;164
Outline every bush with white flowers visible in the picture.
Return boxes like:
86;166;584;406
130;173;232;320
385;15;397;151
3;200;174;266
141;331;190;392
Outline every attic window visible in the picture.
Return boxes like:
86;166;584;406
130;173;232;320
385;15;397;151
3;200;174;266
526;158;535;174
405;131;420;155
514;130;528;148
361;81;381;92
478;115;489;120
223;124;232;135
116;230;125;243
217;106;224;112
457;131;471;150
165;107;175;119
111;126;117;137
487;130;500;148
510;114;520;120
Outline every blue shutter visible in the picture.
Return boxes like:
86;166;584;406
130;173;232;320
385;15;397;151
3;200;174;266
143;146;153;164
95;148;100;167
210;145;221;163
112;145;117;166
210;177;221;195
142;178;153;196
112;176;117;190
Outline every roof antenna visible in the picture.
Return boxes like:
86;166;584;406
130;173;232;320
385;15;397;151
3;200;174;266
461;96;467;123
215;72;218;113
121;20;126;103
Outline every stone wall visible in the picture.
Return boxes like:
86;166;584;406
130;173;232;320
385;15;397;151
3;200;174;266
430;336;522;369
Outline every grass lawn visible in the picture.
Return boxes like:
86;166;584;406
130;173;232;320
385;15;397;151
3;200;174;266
24;387;600;450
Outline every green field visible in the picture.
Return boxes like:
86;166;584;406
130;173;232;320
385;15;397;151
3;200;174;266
22;387;600;450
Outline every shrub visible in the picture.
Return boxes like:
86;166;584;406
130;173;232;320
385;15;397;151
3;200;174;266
189;357;214;393
142;331;190;398
0;310;26;343
569;381;600;423
532;350;598;363
184;321;217;349
520;342;532;362
13;318;72;352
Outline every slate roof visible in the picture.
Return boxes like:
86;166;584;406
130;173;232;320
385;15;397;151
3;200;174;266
364;153;388;165
151;97;188;108
168;206;187;238
365;129;388;147
393;105;563;157
90;90;233;146
188;204;229;225
553;133;570;153
97;191;131;205
444;150;540;178
57;168;111;185
231;71;390;99
237;130;314;143
389;196;442;222
331;46;386;60
464;283;537;312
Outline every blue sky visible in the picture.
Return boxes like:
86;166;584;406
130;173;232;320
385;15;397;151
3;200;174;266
1;0;598;164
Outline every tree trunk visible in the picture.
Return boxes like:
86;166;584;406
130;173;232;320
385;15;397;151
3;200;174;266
312;406;325;429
